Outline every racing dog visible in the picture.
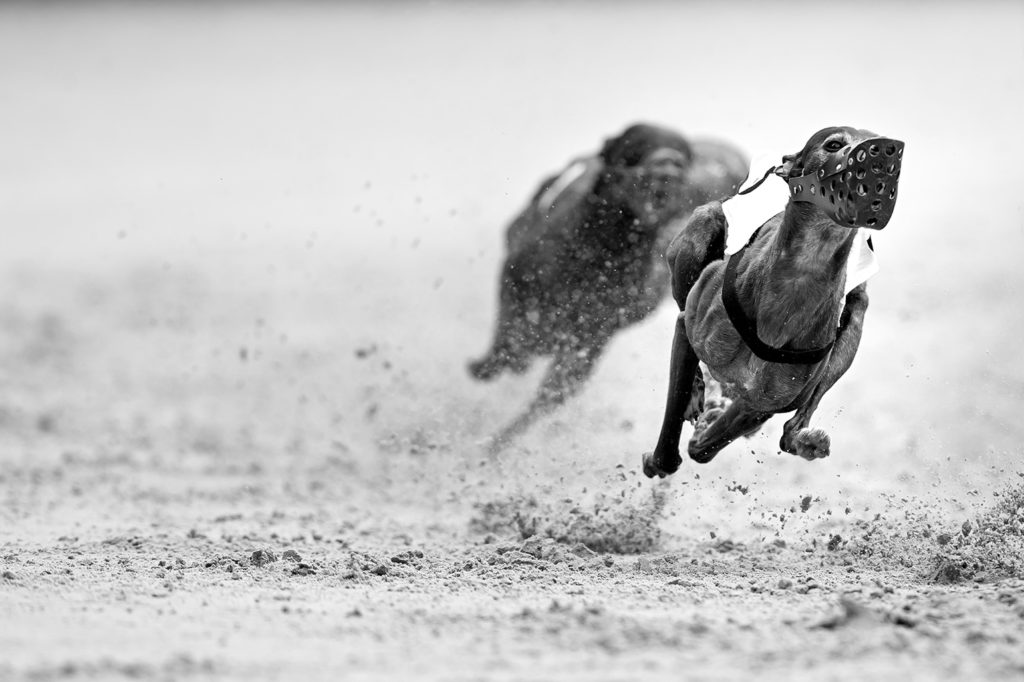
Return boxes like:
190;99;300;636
643;126;904;477
470;123;748;449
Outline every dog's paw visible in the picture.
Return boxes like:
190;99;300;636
642;451;679;479
468;357;500;381
792;428;830;461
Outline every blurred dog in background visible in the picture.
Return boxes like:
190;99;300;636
470;123;748;449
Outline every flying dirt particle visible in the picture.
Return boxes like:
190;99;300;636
2;570;15;581
250;549;278;567
36;413;56;433
936;533;952;546
827;535;842;551
727;483;749;495
773;539;787;548
961;520;972;536
800;496;812;513
282;550;302;563
354;344;378;359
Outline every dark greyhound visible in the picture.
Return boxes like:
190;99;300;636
469;123;748;449
643;126;904;477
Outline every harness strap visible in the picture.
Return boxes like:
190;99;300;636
721;239;835;365
736;165;778;196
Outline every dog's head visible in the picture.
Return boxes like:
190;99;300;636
780;126;904;229
595;123;694;230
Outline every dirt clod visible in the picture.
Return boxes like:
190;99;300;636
813;597;875;630
931;559;963;584
282;550;302;562
468;488;666;554
250;550;278;567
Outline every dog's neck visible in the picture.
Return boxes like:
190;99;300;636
750;200;858;349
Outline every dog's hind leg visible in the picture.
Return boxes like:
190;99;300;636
687;401;772;464
780;283;869;460
642;204;727;479
487;343;605;453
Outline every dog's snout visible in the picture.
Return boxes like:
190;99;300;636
789;133;904;230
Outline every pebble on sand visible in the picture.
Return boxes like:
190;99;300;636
251;549;278;567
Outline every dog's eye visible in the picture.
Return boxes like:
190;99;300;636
824;140;844;152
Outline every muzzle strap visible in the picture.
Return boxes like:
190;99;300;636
736;166;778;196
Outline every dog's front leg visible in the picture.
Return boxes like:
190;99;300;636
643;313;702;478
642;203;727;479
780;283;870;460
